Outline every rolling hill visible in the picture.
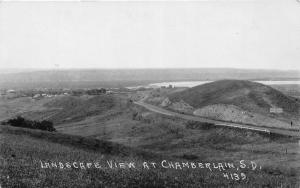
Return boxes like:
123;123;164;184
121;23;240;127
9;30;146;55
1;92;300;187
1;123;299;187
21;95;119;125
168;80;300;128
169;80;299;115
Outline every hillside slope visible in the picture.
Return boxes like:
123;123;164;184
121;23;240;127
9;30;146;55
22;95;119;125
169;80;299;116
167;80;300;128
1;125;299;187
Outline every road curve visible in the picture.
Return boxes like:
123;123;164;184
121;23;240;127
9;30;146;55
134;101;300;138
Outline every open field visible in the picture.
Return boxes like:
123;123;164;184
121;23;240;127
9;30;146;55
1;125;300;187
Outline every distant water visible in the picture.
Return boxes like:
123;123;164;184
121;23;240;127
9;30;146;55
146;80;300;88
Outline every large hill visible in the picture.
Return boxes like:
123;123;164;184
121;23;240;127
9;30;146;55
169;80;299;115
168;80;300;128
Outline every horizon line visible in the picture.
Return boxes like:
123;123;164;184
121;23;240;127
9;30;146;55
0;67;299;72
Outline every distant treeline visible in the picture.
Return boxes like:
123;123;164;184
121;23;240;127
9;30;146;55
2;116;56;132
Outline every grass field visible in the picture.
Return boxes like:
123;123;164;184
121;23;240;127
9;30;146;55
1;125;299;188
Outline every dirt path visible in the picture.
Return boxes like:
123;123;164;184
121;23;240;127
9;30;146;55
134;101;300;138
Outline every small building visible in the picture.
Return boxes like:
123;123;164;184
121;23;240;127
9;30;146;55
32;94;41;99
161;97;172;107
6;89;16;94
270;107;283;113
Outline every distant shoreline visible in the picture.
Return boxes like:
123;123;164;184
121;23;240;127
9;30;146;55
128;80;300;89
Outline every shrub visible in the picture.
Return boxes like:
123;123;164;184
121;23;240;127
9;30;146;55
4;116;56;132
181;154;198;160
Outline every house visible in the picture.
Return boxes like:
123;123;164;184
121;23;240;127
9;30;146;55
161;97;172;107
32;94;41;99
270;107;283;113
6;89;16;94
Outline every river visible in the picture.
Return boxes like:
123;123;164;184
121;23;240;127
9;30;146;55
147;80;300;88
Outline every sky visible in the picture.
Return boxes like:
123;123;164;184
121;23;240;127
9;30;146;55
0;0;300;70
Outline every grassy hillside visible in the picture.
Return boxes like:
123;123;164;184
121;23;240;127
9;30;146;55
270;84;300;98
0;97;53;122
169;80;300;116
22;95;120;125
1;125;299;187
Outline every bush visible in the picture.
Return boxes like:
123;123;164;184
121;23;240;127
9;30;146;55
4;116;56;132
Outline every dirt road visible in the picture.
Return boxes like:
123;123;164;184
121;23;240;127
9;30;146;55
134;101;300;138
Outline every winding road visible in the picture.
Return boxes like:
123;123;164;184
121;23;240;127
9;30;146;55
134;101;300;138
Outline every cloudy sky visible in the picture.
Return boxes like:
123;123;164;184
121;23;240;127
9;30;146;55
0;0;299;70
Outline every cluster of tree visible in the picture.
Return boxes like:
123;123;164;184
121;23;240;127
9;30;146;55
86;88;106;95
71;88;107;96
3;116;56;132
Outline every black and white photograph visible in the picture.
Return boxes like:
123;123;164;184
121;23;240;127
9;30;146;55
0;0;299;187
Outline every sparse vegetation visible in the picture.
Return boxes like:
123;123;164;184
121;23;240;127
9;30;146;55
206;128;267;145
43;95;117;124
1;126;299;188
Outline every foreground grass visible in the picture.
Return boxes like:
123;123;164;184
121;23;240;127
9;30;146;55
0;126;299;187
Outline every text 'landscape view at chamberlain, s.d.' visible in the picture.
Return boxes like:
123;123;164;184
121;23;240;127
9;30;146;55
0;0;300;187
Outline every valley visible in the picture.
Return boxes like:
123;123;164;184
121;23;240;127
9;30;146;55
1;79;300;187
